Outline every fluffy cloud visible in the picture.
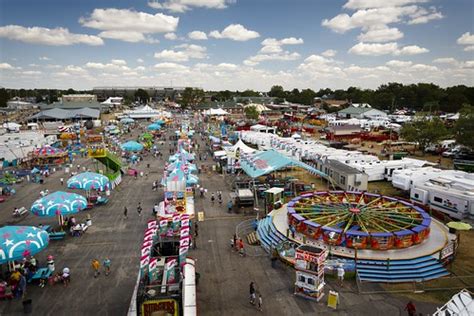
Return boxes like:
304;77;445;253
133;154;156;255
357;27;403;42
164;32;178;40
244;51;300;66
209;24;260;41
386;60;413;67
39;56;51;61
321;49;337;57
84;61;129;72
0;63;14;70
432;57;458;65
22;70;42;76
0;25;103;46
349;42;428;56
322;2;442;34
188;31;208;40
343;0;429;10
148;0;232;12
111;59;127;65
457;32;474;51
154;44;207;62
349;42;399;56
137;58;144;63
394;45;429;55
79;9;178;43
154;62;189;72
98;31;159;43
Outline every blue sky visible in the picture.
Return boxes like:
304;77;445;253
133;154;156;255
0;0;473;90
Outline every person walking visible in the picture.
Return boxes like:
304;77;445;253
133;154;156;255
249;282;256;305
137;202;142;216
227;200;233;213
91;259;100;278
103;258;111;276
211;193;215;204
123;206;128;219
194;222;199;237
257;293;263;311
60;177;64;186
238;239;245;257
404;301;417;316
337;264;345;286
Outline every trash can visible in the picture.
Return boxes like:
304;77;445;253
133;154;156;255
22;299;32;314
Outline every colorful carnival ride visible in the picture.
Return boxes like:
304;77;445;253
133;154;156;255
287;191;431;250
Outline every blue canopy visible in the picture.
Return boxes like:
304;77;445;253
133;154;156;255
241;149;327;179
0;226;49;264
147;124;161;131
67;172;110;191
121;141;144;152
167;161;197;173
153;119;165;125
31;191;87;217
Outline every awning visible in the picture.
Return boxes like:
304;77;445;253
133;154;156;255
214;150;227;157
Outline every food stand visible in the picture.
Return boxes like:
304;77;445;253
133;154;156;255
294;245;328;302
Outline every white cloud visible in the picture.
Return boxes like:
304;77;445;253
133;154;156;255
457;32;474;46
406;63;438;72
464;61;474;68
98;31;159;43
154;62;188;72
22;70;41;76
135;66;146;71
0;63;14;70
148;0;232;12
209;24;260;41
464;46;474;52
188;31;208;40
244;51;300;66
349;42;399;56
79;9;178;43
343;0;429;10
258;37;303;56
137;58;144;63
432;57;458;65
323;2;443;34
357;27;403;42
321;49;337;57
111;59;127;65
154;44;207;62
165;32;178;40
394;45;429;55
64;65;88;75
84;62;129;72
39;56;51;61
349;42;428;56
386;60;413;67
0;25;103;46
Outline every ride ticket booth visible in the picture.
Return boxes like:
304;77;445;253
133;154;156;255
264;187;284;215
294;245;328;302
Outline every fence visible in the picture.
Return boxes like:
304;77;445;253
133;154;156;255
357;273;474;294
235;218;267;257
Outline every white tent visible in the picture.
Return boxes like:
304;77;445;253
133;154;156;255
229;139;256;154
244;103;270;113
203;108;229;116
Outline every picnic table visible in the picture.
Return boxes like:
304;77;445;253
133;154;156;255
28;267;52;283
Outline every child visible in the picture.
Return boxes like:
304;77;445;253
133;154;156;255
257;294;262;311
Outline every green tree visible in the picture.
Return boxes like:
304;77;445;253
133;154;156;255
0;88;9;107
134;89;149;103
400;117;449;152
240;89;260;97
268;85;286;99
454;105;474;150
244;106;259;120
181;88;205;108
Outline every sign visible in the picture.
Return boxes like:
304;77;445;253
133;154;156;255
327;290;338;309
142;299;178;316
198;211;205;222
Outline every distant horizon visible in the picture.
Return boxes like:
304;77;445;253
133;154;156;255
1;0;473;90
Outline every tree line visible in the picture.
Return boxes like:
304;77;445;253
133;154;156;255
1;82;473;113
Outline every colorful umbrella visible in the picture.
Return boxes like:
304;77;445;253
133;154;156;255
0;226;49;264
141;133;153;140
447;222;472;231
121;141;144;152
31;191;87;217
67;172;110;191
147;124;161;131
153;119;165;125
33;146;64;157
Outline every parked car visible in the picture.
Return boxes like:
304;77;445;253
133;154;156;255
442;145;463;157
